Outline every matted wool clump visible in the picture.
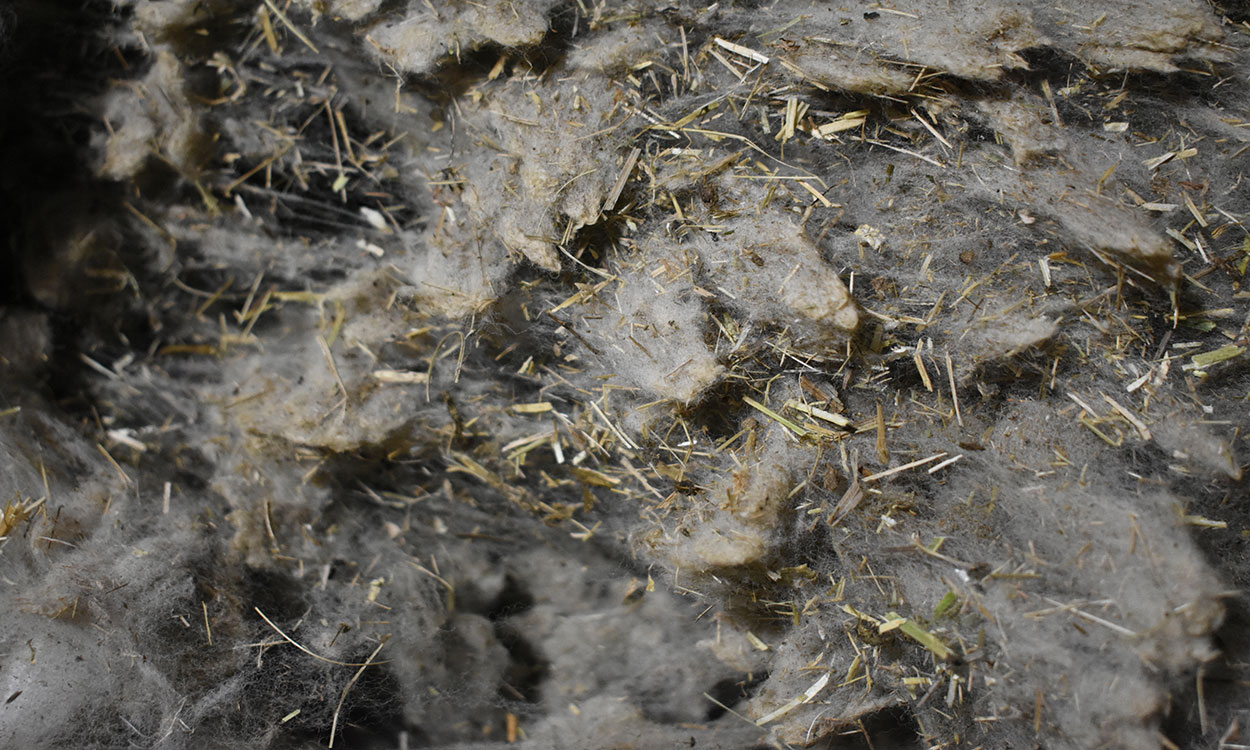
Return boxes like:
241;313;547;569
1;1;1248;749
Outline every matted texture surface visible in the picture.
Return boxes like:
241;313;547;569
1;1;1248;748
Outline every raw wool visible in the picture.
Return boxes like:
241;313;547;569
745;629;898;747
161;220;377;289
980;313;1059;359
779;43;917;99
465;84;625;272
564;17;669;76
696;615;770;674
0;404;508;750
366;563;502;742
2;1;1250;749
969;94;1180;279
687;190;859;340
732;425;1225;748
504;547;737;725
576;269;723;404
397;232;514;319
0;437;257;749
645;164;858;343
746;0;1222;99
1153;413;1243;480
0;309;50;382
960;300;1062;364
363;0;559;75
97;50;204;181
218;461;335;568
1059;0;1229;72
0;406;134;577
974;94;1068;165
222;268;460;452
519;695;764;750
294;0;385;24
960;468;1225;748
643;419;813;571
737;0;1226;84
773;1;1041;91
1037;184;1179;279
375;72;631;275
122;0;232;38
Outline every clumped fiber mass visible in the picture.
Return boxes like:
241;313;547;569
1;1;1249;748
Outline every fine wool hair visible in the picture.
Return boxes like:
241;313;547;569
1;2;1247;750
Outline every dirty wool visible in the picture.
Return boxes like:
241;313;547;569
1;1;1248;748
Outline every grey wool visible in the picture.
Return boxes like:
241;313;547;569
1;1;1249;749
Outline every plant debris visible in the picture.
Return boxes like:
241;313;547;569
1;1;1248;749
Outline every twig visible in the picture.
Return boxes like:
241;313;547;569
945;352;962;427
254;608;389;667
862;453;948;483
713;36;770;65
317;335;348;405
602;147;640;214
329;637;389;748
927;454;964;474
261;0;320;54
